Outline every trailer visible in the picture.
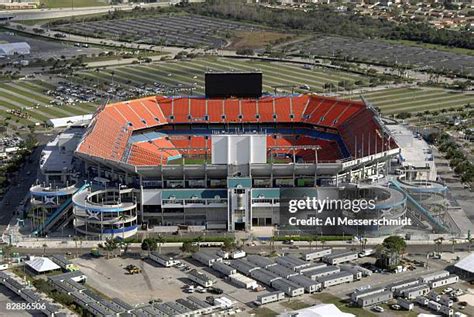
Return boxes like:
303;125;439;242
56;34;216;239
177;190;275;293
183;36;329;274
397;298;414;311
254;291;285;306
301;248;332;261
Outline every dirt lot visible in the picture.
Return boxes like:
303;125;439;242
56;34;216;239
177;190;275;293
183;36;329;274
73;255;189;304
72;254;269;311
229;31;293;49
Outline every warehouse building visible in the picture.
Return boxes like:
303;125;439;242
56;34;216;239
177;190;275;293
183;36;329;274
303;265;340;280
389;279;419;293
399;284;430;299
192;251;222;267
255;291;285;306
301;248;332;261
356;290;393;307
250;269;282;286
317;271;353;288
246;255;276;269
429;274;459;289
149;253;180;267
267;264;300;279
322;251;358;265
420;270;450;284
276;256;310;271
230;259;260;276
288;274;321;293
187;270;215;287
351;287;387;303
212;262;237;276
228;273;258;289
271;279;305;297
297;262;327;274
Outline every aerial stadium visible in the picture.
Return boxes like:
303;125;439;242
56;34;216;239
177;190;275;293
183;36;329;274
29;73;411;239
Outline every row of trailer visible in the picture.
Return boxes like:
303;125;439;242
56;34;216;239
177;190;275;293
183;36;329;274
351;270;461;316
191;249;366;306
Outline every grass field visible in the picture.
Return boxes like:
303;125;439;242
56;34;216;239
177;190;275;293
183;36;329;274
40;0;108;8
0;80;97;127
1;57;472;128
357;87;474;115
311;293;377;317
75;57;365;95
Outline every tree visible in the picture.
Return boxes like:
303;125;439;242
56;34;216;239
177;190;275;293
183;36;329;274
434;237;444;253
180;241;197;253
102;237;118;259
141;238;157;255
222;238;236;252
194;235;203;251
382;236;406;256
156;235;165;254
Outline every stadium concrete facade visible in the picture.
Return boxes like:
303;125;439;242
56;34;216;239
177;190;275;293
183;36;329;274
30;93;409;239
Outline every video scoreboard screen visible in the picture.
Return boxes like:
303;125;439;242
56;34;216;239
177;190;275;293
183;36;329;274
205;72;262;98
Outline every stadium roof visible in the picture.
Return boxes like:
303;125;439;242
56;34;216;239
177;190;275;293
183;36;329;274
75;94;396;168
26;257;61;273
455;253;474;273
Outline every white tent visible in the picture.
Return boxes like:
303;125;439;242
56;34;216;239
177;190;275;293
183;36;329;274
0;42;30;56
47;114;93;128
25;257;60;273
277;303;355;317
455;253;474;274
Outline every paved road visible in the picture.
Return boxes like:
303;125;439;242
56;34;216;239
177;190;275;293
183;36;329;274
0;134;51;233
2;2;176;21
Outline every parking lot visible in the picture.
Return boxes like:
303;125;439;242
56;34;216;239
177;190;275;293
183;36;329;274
53;14;269;49
285;35;474;76
0;31;102;62
72;254;267;312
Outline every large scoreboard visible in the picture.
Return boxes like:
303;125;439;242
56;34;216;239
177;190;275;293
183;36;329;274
205;72;262;98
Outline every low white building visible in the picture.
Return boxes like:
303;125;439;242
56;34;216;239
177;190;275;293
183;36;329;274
149;252;180;267
255;291;285;306
228;273;258;289
187;270;214;287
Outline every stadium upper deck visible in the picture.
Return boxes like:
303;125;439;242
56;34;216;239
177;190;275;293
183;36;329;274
76;94;397;167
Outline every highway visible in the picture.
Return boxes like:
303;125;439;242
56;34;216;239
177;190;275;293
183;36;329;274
1;2;176;21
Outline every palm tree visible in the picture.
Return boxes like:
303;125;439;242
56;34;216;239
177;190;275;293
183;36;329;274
156;235;165;254
117;214;128;241
451;238;457;253
468;238;474;253
434;237;444;253
73;236;79;258
194;235;203;251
